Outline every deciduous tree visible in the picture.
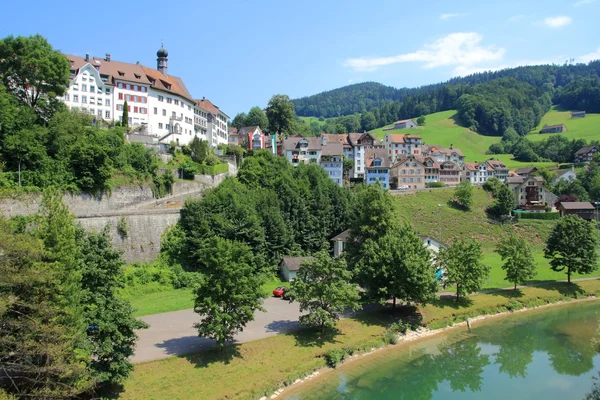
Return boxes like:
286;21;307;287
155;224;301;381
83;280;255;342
544;215;598;283
193;237;266;348
453;180;473;210
440;239;488;302
245;106;269;129
496;233;537;289
265;94;295;135
122;100;129;128
286;251;361;331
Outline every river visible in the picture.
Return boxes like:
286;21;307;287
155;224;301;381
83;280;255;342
283;301;600;400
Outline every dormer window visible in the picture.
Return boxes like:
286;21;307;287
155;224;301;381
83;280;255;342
118;71;125;76
373;159;382;167
134;74;141;79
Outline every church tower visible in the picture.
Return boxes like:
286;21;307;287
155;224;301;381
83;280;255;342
157;44;168;75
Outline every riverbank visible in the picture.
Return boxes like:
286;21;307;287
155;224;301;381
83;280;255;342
118;279;600;400
277;296;600;399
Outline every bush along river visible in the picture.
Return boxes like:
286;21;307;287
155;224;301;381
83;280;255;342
283;300;600;400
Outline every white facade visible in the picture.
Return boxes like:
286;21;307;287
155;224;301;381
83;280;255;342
62;50;227;147
63;64;114;121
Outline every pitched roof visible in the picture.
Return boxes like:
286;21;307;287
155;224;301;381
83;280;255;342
348;132;379;146
555;169;576;178
418;235;448;249
331;229;350;242
514;167;537;175
321;134;347;143
506;176;525;184
365;148;390;168
64;54;195;102
386;134;406;143
280;257;314;271
321;142;344;156
463;162;479;171
240;126;261;134
558;202;595;210
540;124;566;131
282;135;321;151
486;160;508;169
574;146;597;156
195;98;229;118
393;119;415;124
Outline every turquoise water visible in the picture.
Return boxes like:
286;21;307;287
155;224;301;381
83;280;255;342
284;301;600;400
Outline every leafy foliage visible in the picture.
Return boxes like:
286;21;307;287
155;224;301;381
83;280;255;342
265;94;296;135
286;251;361;331
496;233;537;289
544;215;598;283
439;239;489;301
453;180;473;210
193;237;265;348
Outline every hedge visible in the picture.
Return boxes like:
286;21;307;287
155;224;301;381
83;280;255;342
514;211;560;220
426;182;445;188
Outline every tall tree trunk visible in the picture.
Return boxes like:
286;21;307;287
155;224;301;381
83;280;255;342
456;285;460;303
393;296;396;309
568;270;571;284
514;282;517;290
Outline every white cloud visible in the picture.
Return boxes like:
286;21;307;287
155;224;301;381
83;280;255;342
440;13;467;20
543;16;572;28
574;0;596;6
452;58;563;77
343;32;505;73
578;47;600;62
507;14;525;22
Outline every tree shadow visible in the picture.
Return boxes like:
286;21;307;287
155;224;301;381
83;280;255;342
486;288;525;299
182;344;242;369
447;200;469;211
290;326;341;348
431;294;474;309
264;319;301;334
536;281;587;298
155;335;217;357
96;383;125;399
352;304;422;327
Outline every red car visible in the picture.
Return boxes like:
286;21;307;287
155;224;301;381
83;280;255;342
273;286;286;297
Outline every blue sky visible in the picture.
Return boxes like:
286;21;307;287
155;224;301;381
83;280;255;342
1;0;599;117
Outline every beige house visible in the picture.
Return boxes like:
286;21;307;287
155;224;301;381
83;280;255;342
390;155;426;189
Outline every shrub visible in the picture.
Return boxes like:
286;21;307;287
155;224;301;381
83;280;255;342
514;211;560;220
384;329;399;345
426;182;445;188
117;217;128;239
325;348;347;368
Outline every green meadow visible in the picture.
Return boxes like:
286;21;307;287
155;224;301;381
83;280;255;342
526;108;600;143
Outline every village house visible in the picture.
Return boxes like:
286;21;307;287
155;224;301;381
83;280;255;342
282;135;344;186
227;127;241;146
462;162;494;185
572;111;586;118
574;146;598;163
423;157;440;184
365;148;391;189
486;160;509;182
239;126;265;150
421;145;465;165
384;119;418;130
390;155;426;189
331;229;445;260
514;167;537;177
322;133;381;180
438;160;462;185
279;257;313;281
539;124;567;134
556;202;595;221
506;175;545;207
552;167;577;184
383;133;423;162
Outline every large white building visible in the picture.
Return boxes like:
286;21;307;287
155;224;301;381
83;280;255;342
62;46;228;147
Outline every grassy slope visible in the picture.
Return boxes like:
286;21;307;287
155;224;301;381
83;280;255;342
121;280;600;400
370;110;556;170
526;109;600;143
124;276;287;317
394;188;600;288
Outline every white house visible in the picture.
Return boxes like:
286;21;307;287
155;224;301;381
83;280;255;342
280;257;313;282
552;167;577;185
331;230;444;259
463;162;494;184
282;135;344;186
386;119;418;130
62;46;227;147
195;98;229;148
383;133;423;162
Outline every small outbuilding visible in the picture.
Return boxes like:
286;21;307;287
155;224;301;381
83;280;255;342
572;111;586;118
556;202;595;220
279;257;313;282
539;124;567;134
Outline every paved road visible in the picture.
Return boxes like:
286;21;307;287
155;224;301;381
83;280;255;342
133;296;304;363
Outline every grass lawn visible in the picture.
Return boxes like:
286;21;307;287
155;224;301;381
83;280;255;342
526;108;600;143
124;275;287;317
119;279;600;400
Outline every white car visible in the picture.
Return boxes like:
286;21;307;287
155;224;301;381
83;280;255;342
398;185;409;191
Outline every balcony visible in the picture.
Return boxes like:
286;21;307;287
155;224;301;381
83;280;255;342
170;115;183;122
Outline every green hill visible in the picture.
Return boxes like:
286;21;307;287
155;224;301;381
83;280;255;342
394;188;600;288
526;109;600;143
369;110;556;169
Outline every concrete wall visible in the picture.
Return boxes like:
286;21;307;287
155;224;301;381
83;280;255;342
77;210;180;263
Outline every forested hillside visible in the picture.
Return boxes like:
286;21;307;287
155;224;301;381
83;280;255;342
293;61;600;137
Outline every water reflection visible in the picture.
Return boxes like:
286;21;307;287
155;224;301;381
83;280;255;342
285;303;600;400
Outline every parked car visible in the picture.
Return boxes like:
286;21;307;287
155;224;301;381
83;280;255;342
398;185;409;191
273;286;286;297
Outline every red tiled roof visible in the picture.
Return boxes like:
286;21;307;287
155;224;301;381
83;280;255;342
195;98;229;118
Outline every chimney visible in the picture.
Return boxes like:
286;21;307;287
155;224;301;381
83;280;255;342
105;53;111;62
85;53;90;62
